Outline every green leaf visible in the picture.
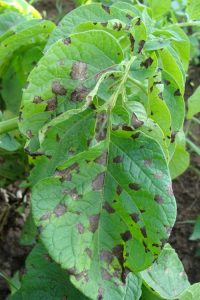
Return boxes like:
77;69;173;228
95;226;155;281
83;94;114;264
0;133;20;151
31;130;176;299
190;215;200;241
148;0;171;19
169;132;190;179
141;284;163;300
0;19;55;75
187;86;200;119
10;243;89;300
0;0;41;18
180;283;200;300
141;244;190;299
186;0;200;21
20;30;123;148
0;11;26;37
45;3;132;51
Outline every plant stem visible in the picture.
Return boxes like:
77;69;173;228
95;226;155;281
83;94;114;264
0;117;18;135
128;76;148;95
176;21;200;27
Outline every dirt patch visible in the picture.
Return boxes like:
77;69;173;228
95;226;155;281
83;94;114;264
0;184;31;299
34;0;75;21
170;64;200;283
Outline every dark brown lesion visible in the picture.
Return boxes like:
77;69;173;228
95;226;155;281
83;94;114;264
71;85;90;102
70;61;87;81
45;96;57;111
52;81;67;95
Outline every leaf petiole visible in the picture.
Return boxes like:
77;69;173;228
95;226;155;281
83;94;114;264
0;117;19;135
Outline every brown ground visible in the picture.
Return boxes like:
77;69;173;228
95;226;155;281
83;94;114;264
0;1;200;298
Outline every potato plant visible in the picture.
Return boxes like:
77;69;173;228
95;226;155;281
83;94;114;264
0;0;200;299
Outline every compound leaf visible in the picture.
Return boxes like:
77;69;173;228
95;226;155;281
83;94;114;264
31;130;176;299
186;0;200;21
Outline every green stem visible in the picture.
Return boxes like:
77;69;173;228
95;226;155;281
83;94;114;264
128;76;148;95
176;21;200;27
0;117;18;135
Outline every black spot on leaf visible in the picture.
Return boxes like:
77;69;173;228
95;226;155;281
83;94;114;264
75;271;89;282
154;194;164;204
141;226;147;238
174;89;181;96
52;81;67;95
141;57;153;69
131;132;140;139
100;250;113;264
122;125;133;131
92;172;105;191
126;14;133;20
33;96;42;104
101;22;108;27
102;4;110;14
164;79;170;85
76;223;84;234
132;113;144;128
144;160;152;166
71;85;89;102
171;132;177;143
129;183;140;191
63;37;71;45
135;18;141;25
45;97;57;111
97;287;104;300
129;33;135;52
120;231;132;241
122;267;131;283
116;185;122;195
40;212;51;221
54;203;67;217
113;156;123;163
112;244;124;266
103;202;115;214
130;213;139;222
89;214;100;233
85;248;92;258
94;152;107;165
138;40;145;53
113;22;123;31
71;61;87;80
101;268;112;280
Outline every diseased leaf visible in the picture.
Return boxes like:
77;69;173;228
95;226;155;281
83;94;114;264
31;131;176;299
10;243;89;300
141;244;190;299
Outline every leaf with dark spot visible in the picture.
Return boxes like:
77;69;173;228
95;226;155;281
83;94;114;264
122;125;133;131
129;33;135;52
100;250;113;264
138;40;145;53
174;89;181;96
129;183;140;191
130;213;139;222
92;172;105;191
52;81;67;95
103;202;115;214
126;14;133;20
113;156;123;163
141;57;153;69
76;223;84;234
135;18;141;26
71;61;87;80
116;185;122;195
94;152;107;165
141;227;147;238
45;97;57;111
75;271;89;282
154;195;164;204
97;287;104;300
40;212;52;221
144;160;152;166
102;4;110;14
54;203;67;217
71;85;89;102
120;231;132;241
89;214;100;233
101;268;112;280
132;113;144;129
33;96;42;104
85;248;92;258
131;132;141;139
